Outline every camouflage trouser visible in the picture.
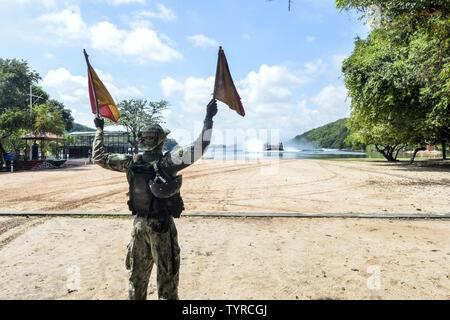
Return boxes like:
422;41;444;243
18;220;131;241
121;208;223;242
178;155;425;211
125;215;180;300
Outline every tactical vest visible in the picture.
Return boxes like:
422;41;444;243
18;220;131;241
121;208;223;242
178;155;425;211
126;155;184;219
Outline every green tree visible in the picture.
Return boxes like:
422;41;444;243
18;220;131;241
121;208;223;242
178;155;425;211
0;58;75;164
0;59;40;112
292;118;365;150
0;58;74;132
336;0;450;19
31;103;65;159
47;99;74;132
2;129;29;161
111;99;168;154
342;30;425;161
338;0;450;161
0;109;30;169
70;123;96;132
32;103;65;136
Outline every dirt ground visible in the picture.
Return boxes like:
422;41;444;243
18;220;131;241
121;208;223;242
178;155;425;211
0;159;449;214
0;159;449;300
0;216;449;300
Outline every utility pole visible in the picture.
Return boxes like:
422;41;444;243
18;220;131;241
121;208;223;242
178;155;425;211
30;84;32;112
29;84;44;113
28;84;44;160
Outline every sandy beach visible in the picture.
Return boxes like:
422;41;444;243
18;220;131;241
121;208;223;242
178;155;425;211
0;216;449;300
1;159;449;214
0;159;449;300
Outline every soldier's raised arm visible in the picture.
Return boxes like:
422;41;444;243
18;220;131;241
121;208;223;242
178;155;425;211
164;99;218;174
92;118;132;173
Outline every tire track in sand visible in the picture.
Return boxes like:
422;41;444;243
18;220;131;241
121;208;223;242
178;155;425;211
42;189;127;211
5;176;125;203
0;217;48;250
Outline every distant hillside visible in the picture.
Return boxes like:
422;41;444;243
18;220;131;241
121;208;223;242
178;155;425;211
70;123;96;132
292;118;353;150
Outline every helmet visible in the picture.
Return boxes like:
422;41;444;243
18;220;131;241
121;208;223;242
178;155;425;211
149;161;182;199
138;124;171;151
149;174;182;198
141;123;169;136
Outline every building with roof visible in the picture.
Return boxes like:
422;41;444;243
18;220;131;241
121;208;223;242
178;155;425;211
66;131;132;158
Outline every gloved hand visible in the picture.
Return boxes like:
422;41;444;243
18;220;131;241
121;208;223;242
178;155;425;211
94;117;104;130
205;99;218;120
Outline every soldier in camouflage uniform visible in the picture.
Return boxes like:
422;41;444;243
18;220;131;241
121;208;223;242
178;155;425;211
92;99;218;300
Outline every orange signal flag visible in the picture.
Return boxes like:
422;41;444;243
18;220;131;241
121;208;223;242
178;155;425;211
83;49;121;122
213;47;245;117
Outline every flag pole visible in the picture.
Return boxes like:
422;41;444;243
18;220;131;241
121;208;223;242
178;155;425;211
213;46;223;101
83;49;100;119
213;46;223;100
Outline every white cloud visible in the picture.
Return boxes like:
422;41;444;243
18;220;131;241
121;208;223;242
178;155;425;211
182;77;215;112
43;67;143;103
138;4;177;21
43;68;87;105
332;54;348;70
37;5;88;40
44;52;55;60
159;63;351;140
187;34;219;48
161;77;184;97
90;21;182;63
311;84;348;110
305;35;316;43
303;59;326;75
162;64;306;118
291;84;350;132
238;65;303;110
0;0;57;8
36;5;182;63
42;67;143;126
105;0;147;5
89;22;125;53
161;76;214;112
160;64;304;138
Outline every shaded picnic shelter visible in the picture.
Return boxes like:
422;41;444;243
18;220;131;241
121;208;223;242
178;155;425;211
22;133;65;160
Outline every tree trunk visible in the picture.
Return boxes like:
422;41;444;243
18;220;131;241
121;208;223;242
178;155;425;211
442;141;447;160
376;145;398;162
0;142;5;171
130;132;139;155
394;145;406;161
410;147;426;164
386;146;397;162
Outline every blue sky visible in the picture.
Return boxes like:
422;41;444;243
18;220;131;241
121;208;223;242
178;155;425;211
0;0;367;145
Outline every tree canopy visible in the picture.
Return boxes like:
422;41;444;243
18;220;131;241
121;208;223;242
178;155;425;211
292;118;364;150
112;99;168;154
0;59;40;112
338;0;450;161
0;58;74;165
32;103;65;136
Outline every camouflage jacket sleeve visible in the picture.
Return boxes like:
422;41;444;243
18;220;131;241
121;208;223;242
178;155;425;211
162;118;213;175
92;128;132;173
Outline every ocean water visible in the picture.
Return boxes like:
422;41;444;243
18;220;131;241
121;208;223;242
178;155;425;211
204;145;366;160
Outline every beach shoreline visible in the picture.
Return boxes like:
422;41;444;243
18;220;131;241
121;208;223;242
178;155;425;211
0;159;449;299
0;216;449;300
0;159;448;215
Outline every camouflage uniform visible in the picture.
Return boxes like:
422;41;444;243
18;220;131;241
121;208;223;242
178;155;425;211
92;118;213;300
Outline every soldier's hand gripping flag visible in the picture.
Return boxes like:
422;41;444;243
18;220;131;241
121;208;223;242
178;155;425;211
84;49;121;122
213;47;245;117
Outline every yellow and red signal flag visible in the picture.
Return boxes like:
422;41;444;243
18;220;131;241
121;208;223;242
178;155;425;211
213;47;245;117
83;49;121;122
